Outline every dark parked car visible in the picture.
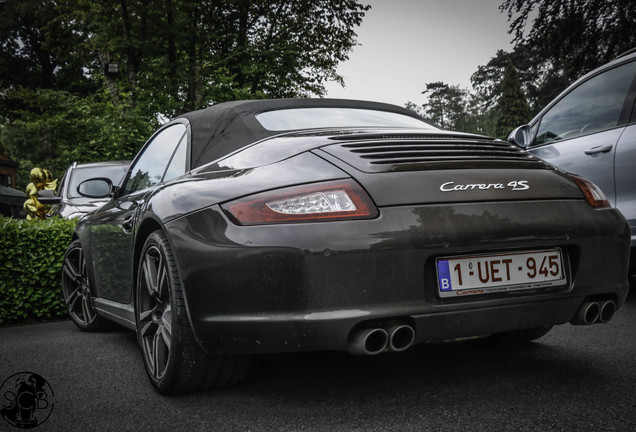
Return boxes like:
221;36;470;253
38;161;130;219
62;99;630;394
508;49;636;274
0;184;26;218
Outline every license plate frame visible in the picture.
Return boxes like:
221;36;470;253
436;249;567;298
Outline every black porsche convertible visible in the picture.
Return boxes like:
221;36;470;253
62;99;631;394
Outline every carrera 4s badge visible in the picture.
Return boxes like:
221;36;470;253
440;180;530;192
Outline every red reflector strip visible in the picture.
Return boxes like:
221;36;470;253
571;175;610;209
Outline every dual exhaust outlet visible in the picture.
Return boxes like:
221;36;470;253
348;299;617;353
571;300;617;325
348;324;415;355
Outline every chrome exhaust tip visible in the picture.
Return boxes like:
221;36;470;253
598;300;616;323
387;325;415;352
348;328;389;355
571;301;601;325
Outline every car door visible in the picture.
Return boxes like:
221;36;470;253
528;59;636;208
88;123;188;303
614;123;636;245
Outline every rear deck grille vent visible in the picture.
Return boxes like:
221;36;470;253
320;138;547;172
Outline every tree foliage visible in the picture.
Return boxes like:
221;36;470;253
424;0;636;139
0;0;95;94
0;88;152;187
494;60;531;138
0;0;370;188
420;82;468;131
411;82;500;137
471;49;541;113
500;0;636;105
63;0;369;113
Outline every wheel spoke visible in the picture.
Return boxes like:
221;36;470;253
142;254;158;297
66;288;81;311
63;259;81;282
82;296;94;323
140;319;158;338
138;307;155;323
153;330;168;378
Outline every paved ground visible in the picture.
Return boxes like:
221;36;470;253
1;292;635;431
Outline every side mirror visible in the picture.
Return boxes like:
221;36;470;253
508;125;531;149
77;178;113;199
36;189;62;205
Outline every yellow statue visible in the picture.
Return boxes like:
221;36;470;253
23;168;58;220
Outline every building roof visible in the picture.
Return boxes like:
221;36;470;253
0;153;19;168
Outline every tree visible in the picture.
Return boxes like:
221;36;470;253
63;0;370;114
494;60;531;139
421;82;468;130
500;0;636;104
0;0;371;188
404;101;424;117
462;92;498;137
0;88;154;187
471;49;542;113
0;0;96;95
463;0;636;137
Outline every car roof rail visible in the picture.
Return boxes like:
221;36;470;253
615;48;636;59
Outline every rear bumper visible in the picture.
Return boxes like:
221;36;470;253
164;200;630;355
189;297;586;355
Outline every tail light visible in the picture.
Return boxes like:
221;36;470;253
570;175;610;209
222;179;378;225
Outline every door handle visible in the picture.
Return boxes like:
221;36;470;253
584;144;613;155
122;215;134;232
122;199;144;232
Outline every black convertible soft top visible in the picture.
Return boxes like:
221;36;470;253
178;98;430;169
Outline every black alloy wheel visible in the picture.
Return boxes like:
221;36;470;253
137;233;174;384
62;239;107;331
136;230;257;395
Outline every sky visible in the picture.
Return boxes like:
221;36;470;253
324;0;516;107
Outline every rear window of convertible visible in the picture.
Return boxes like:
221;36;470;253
256;108;435;131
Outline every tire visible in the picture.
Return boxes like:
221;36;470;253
136;230;255;395
62;239;109;331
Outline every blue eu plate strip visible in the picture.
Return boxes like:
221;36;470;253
437;260;452;291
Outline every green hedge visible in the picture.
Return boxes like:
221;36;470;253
0;216;76;324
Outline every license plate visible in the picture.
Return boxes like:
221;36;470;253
436;249;567;298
